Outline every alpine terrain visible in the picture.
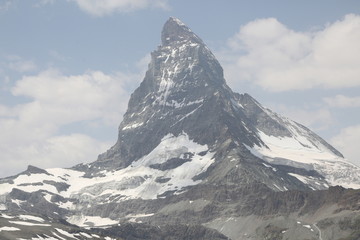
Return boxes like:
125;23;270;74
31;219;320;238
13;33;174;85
1;17;360;240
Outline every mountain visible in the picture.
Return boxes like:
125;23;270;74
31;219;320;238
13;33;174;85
1;17;360;240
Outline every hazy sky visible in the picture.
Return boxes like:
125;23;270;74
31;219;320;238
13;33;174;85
1;0;360;177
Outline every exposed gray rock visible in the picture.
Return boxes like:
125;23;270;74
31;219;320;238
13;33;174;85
93;222;229;240
43;180;70;192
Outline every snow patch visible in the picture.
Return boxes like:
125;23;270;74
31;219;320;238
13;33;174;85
126;213;154;223
52;232;67;240
0;226;20;232
262;163;277;172
9;221;51;226
122;122;144;130
11;199;26;207
67;215;118;228
80;232;93;238
19;215;45;222
0;214;13;219
55;228;78;239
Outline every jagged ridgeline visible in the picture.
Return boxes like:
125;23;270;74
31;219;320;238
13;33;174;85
1;17;360;240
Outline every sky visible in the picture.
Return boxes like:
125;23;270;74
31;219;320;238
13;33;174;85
0;0;360;177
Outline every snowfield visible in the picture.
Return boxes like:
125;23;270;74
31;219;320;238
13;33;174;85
248;126;360;189
0;132;215;227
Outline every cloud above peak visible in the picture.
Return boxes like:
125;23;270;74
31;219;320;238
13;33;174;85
221;14;360;92
0;67;142;177
71;0;170;16
323;95;360;108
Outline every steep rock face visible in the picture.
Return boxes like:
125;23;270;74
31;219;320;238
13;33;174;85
95;17;258;170
90;17;358;191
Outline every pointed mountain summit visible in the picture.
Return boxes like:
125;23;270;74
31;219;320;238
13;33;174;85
161;17;204;46
1;17;360;240
95;16;241;170
90;17;358;191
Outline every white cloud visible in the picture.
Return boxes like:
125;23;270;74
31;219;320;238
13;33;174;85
7;55;37;73
71;0;170;16
221;14;360;92
323;95;360;108
270;104;334;131
11;69;138;126
0;133;110;178
0;68;142;177
331;125;360;166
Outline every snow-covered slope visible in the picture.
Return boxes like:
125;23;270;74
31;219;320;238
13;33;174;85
0;133;214;225
252;130;360;188
0;212;116;239
242;100;360;189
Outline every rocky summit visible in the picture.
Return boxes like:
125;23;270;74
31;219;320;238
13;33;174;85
1;17;360;240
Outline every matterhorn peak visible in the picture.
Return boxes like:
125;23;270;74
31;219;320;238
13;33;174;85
94;17;230;170
94;17;358;193
161;17;203;46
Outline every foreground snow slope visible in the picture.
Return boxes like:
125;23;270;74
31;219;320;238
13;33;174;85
0;133;214;207
246;103;360;189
